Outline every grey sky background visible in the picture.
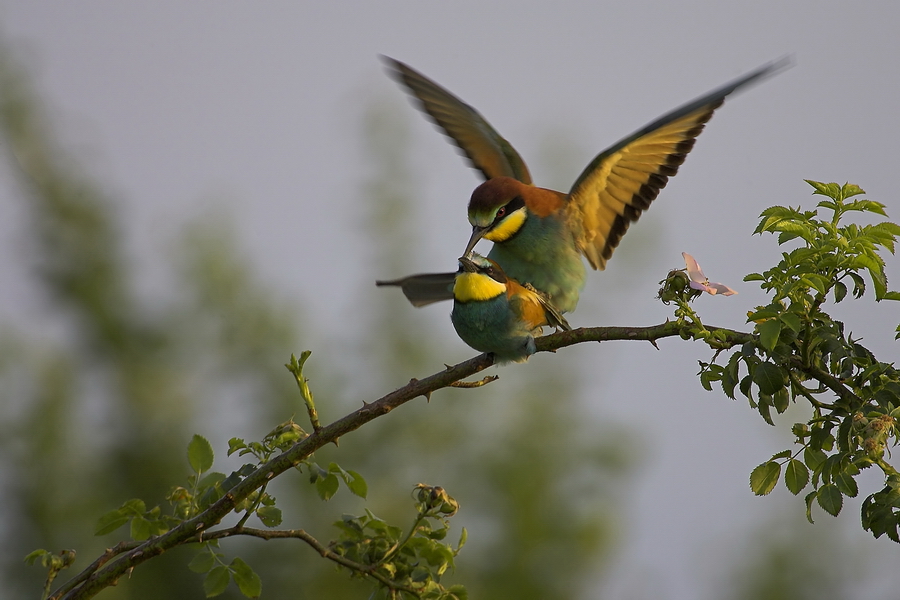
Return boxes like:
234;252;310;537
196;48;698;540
1;2;898;598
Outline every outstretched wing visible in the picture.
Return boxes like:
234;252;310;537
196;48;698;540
376;272;457;307
383;56;532;184
567;57;791;270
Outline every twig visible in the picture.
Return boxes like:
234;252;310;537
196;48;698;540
286;351;322;432
449;375;499;388
788;370;835;410
48;542;139;599
789;357;862;406
199;527;420;595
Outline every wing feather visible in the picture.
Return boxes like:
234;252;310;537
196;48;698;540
568;57;790;269
508;281;572;332
383;57;532;184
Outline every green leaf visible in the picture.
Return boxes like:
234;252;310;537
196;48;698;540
189;434;215;474
410;565;431;583
873;220;900;236
719;357;740;400
95;509;129;536
256;506;282;528
805;490;817;523
130;516;152;541
699;368;713;391
747;307;780;322
328;463;361;495
837;416;853;453
784;459;809;495
865;223;899;252
774;220;816;243
840;183;866;200
776;229;802;245
121;498;147;516
817;484;843;516
854;252;883;274
759;205;804;219
773;387;790;414
755;206;805;234
779;312;802;333
750;461;781;496
198;471;227;493
231;557;262;598
872;276;890;301
809;427;835;453
757;395;774;426
189;551;217;574
835;471;859;498
227;438;247;456
791;423;809;438
24;549;50;566
861;494;898;540
204;565;231;598
753;362;784;396
844;199;887;216
802;274;829;296
344;470;368;499
316;473;339;501
821;453;843;485
849;272;867;298
447;584;469;600
805;179;837;197
833;280;848;302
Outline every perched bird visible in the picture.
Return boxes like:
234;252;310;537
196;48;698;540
384;56;789;313
377;254;570;363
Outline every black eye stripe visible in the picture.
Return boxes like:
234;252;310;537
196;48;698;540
508;196;525;211
482;266;507;284
491;196;525;227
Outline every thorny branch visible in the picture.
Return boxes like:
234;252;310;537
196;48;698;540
52;321;760;599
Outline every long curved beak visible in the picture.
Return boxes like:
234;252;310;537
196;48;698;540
463;225;488;257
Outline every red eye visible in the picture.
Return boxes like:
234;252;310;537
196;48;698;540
496;207;506;218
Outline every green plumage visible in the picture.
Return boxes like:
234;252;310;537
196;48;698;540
451;293;538;364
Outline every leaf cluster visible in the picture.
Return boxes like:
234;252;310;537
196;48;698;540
24;549;76;600
694;181;900;540
31;353;477;600
331;485;467;600
750;181;900;304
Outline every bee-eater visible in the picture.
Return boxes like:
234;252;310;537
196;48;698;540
377;254;570;363
384;56;789;313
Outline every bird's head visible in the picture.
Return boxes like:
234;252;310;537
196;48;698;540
464;177;529;256
453;254;509;303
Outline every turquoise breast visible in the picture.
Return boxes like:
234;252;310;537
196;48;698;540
487;212;585;313
451;295;537;363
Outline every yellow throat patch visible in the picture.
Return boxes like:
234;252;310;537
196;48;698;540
484;208;527;243
454;272;506;303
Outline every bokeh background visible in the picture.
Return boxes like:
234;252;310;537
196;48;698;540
1;2;898;599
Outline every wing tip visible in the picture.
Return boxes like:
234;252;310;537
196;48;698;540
719;54;795;100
